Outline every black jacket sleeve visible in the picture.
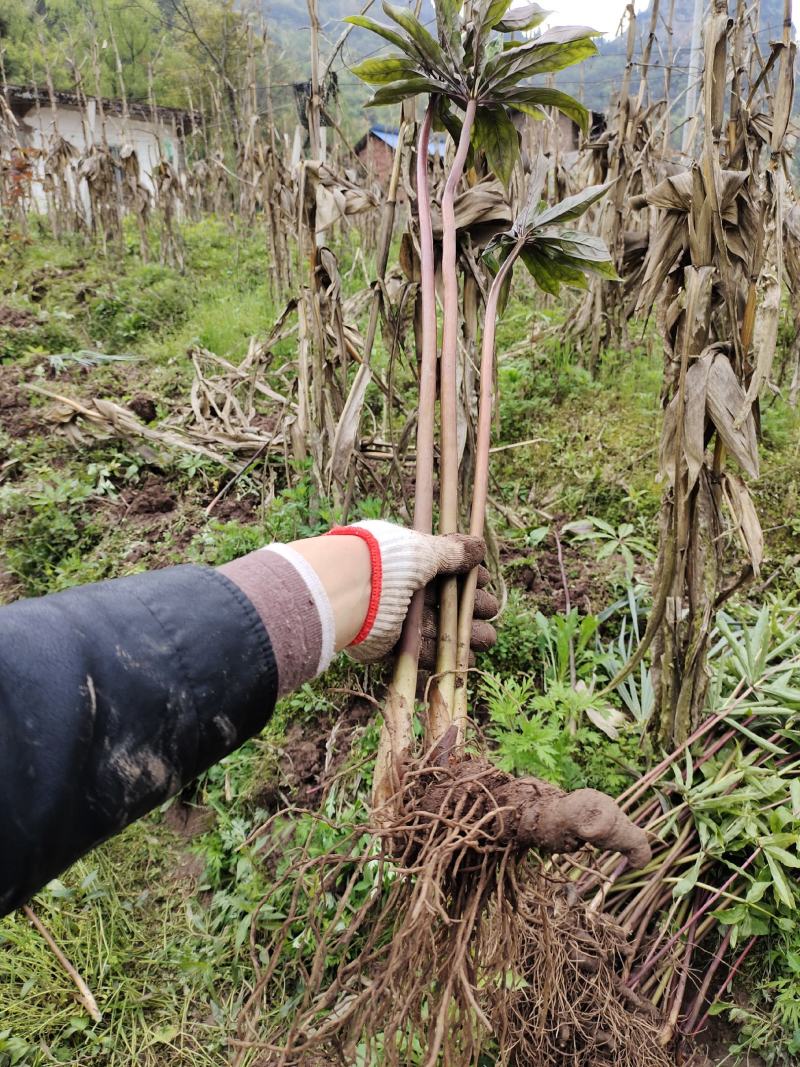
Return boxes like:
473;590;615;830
0;564;277;915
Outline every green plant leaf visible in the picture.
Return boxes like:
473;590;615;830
478;0;513;30
765;851;796;910
521;248;589;292
764;844;800;869
501;86;588;132
673;855;703;899
504;101;546;120
554;251;619;280
434;95;464;143
520;247;561;294
364;78;449;108
473;105;520;190
351;56;420;85
344;15;410;54
495;2;551;32
436;0;464;62
530;180;613;227
543;253;591;289
550;230;615;263
382;2;447;70
484;27;600;87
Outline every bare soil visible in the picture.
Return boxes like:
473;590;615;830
128;476;177;515
275;696;375;808
691;1015;767;1066
501;527;608;614
163;801;215;890
0;305;37;328
0;366;43;439
129;394;157;423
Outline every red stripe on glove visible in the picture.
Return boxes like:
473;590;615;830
327;526;382;645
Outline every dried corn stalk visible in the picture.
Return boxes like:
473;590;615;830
609;0;795;745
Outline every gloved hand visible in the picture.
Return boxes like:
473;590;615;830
328;520;498;664
418;565;497;671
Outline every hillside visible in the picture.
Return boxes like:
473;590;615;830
556;0;789;113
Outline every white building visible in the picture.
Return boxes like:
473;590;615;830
2;84;194;212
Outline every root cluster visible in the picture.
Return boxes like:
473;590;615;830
488;880;673;1067
234;755;660;1067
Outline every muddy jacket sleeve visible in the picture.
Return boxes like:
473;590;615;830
0;565;280;916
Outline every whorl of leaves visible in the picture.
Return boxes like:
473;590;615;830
483;160;619;309
347;0;599;188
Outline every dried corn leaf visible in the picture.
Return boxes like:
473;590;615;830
659;351;710;490
722;471;763;575
738;200;781;421
683;356;711;490
431;175;513;237
660;343;758;487
301;160;380;236
329;363;372;490
705;350;759;478
771;42;797;152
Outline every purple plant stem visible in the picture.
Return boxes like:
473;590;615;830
429;96;477;737
681;925;733;1034
377;102;438;806
454;232;525;726
687;936;757;1038
618;678;755;811
629;849;760;989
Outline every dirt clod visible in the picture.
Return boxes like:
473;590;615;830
129;394;157;422
129;479;176;515
0;306;37;329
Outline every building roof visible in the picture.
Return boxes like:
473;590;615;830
3;84;198;134
356;123;446;157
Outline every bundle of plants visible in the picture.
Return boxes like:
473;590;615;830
552;600;800;1061
230;4;666;1063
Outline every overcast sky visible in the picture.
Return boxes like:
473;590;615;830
536;0;648;37
535;0;798;37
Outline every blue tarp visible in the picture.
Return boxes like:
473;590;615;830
370;124;446;156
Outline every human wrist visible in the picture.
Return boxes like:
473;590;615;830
218;544;338;696
289;534;372;650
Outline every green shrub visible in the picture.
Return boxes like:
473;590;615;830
481;671;644;795
0;475;102;595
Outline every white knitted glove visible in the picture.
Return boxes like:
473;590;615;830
328;520;485;664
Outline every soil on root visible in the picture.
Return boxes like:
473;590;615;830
235;752;653;1067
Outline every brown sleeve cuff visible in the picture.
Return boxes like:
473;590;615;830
219;550;323;697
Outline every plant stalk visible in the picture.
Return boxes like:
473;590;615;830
629;849;759;988
429;97;478;741
374;103;438;813
453;237;525;733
